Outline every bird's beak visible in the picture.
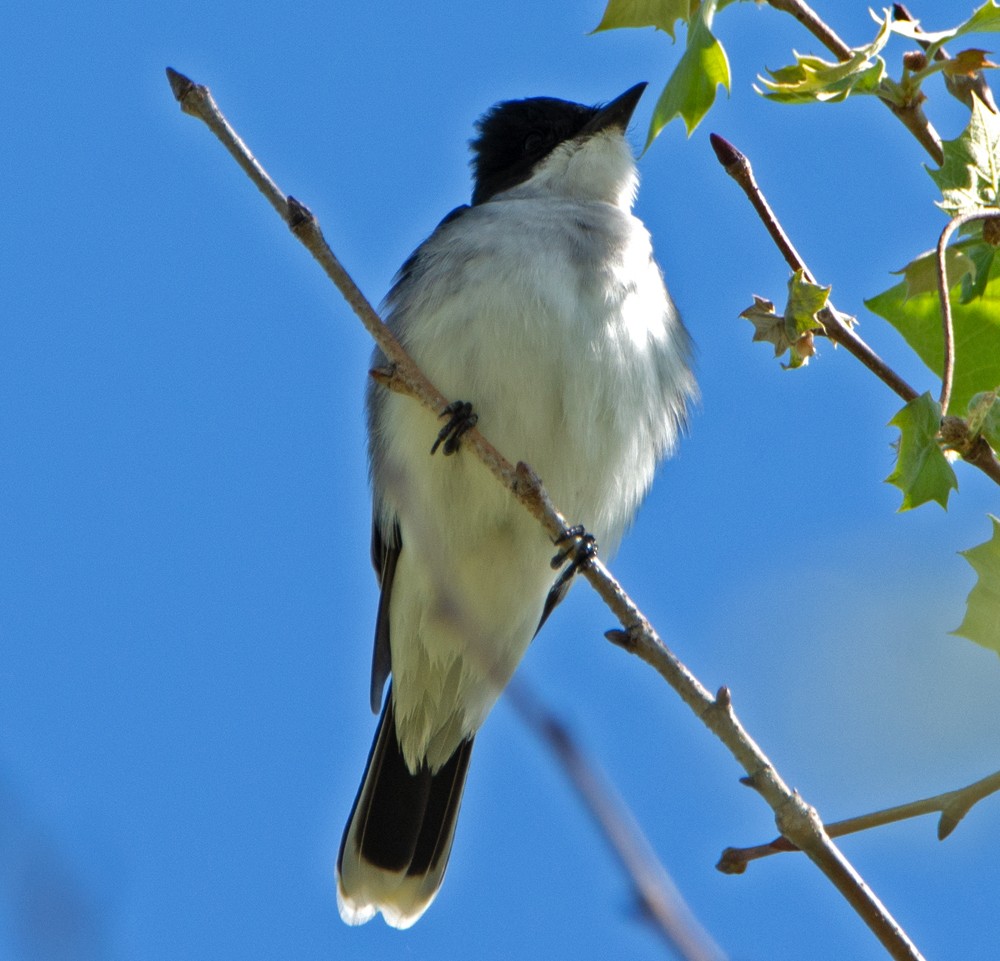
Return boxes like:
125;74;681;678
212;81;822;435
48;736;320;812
581;82;647;136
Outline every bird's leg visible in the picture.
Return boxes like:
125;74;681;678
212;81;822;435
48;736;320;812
549;525;598;591
430;400;479;456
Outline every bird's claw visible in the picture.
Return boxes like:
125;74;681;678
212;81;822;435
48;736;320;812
431;400;478;456
549;526;598;593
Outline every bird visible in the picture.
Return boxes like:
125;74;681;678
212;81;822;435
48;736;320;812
336;81;696;929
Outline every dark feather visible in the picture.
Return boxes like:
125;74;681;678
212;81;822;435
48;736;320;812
369;519;400;713
339;695;473;878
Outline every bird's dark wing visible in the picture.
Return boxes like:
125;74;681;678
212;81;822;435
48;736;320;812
369;518;401;713
535;577;570;637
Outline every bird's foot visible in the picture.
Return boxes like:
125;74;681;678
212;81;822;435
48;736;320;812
549;525;598;591
430;400;478;456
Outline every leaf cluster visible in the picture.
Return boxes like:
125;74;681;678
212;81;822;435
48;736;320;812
595;0;1000;651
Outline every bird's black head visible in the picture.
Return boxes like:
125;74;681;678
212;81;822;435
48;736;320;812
469;83;647;206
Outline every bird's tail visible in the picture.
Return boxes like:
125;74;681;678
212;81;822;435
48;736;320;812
337;696;474;929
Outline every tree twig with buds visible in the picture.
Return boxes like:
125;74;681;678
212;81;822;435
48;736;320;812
718;768;1000;874
764;0;944;163
892;3;999;115
710;132;1000;487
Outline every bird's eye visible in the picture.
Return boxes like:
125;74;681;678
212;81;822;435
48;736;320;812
522;131;547;155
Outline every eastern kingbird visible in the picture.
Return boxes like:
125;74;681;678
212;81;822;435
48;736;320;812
337;82;696;928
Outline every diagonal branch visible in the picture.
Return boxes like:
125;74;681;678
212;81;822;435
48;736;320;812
709;133;918;402
718;768;1000;874
167;67;928;961
710;132;1000;487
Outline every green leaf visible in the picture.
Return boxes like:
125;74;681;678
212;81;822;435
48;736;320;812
592;0;694;39
786;269;831;329
865;252;1000;412
953;514;1000;654
739;271;828;369
645;0;731;141
741;294;794;356
757;11;891;103
895;243;976;298
967;389;1000;449
961;0;1000;36
889;0;1000;45
886;393;958;510
758;56;885;103
962;241;996;301
928;94;1000;215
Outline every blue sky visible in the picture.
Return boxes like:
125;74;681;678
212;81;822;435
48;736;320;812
4;1;1000;959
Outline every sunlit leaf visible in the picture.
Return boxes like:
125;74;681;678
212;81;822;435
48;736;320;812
928;94;1000;215
953;514;1000;654
962;241;997;301
942;48;999;77
740;271;828;369
895;243;976;298
785;269;831;328
888;0;1000;45
960;0;1000;37
885;393;958;511
645;0;730;140
865;253;1000;412
592;0;695;39
967;390;1000;449
757;11;891;103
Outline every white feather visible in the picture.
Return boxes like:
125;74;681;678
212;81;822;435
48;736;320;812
370;127;695;772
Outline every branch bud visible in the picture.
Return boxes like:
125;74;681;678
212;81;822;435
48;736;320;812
983;215;1000;246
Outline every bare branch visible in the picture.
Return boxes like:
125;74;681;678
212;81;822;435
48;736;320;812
764;0;944;164
167;68;928;961
709;134;919;403
719;768;1000;873
764;0;850;59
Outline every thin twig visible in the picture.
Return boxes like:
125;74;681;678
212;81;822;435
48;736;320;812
167;68;928;961
710;132;1000;486
765;0;850;59
718;768;1000;873
508;679;727;961
709;134;918;403
764;0;944;164
936;211;997;416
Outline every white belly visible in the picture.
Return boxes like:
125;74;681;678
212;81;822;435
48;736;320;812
371;196;693;770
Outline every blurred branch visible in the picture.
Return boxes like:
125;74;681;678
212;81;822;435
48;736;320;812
764;0;944;163
718;768;1000;874
710;132;1000;487
167;68;928;961
508;680;726;961
0;775;108;961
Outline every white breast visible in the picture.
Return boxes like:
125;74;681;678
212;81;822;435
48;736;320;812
370;192;695;770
